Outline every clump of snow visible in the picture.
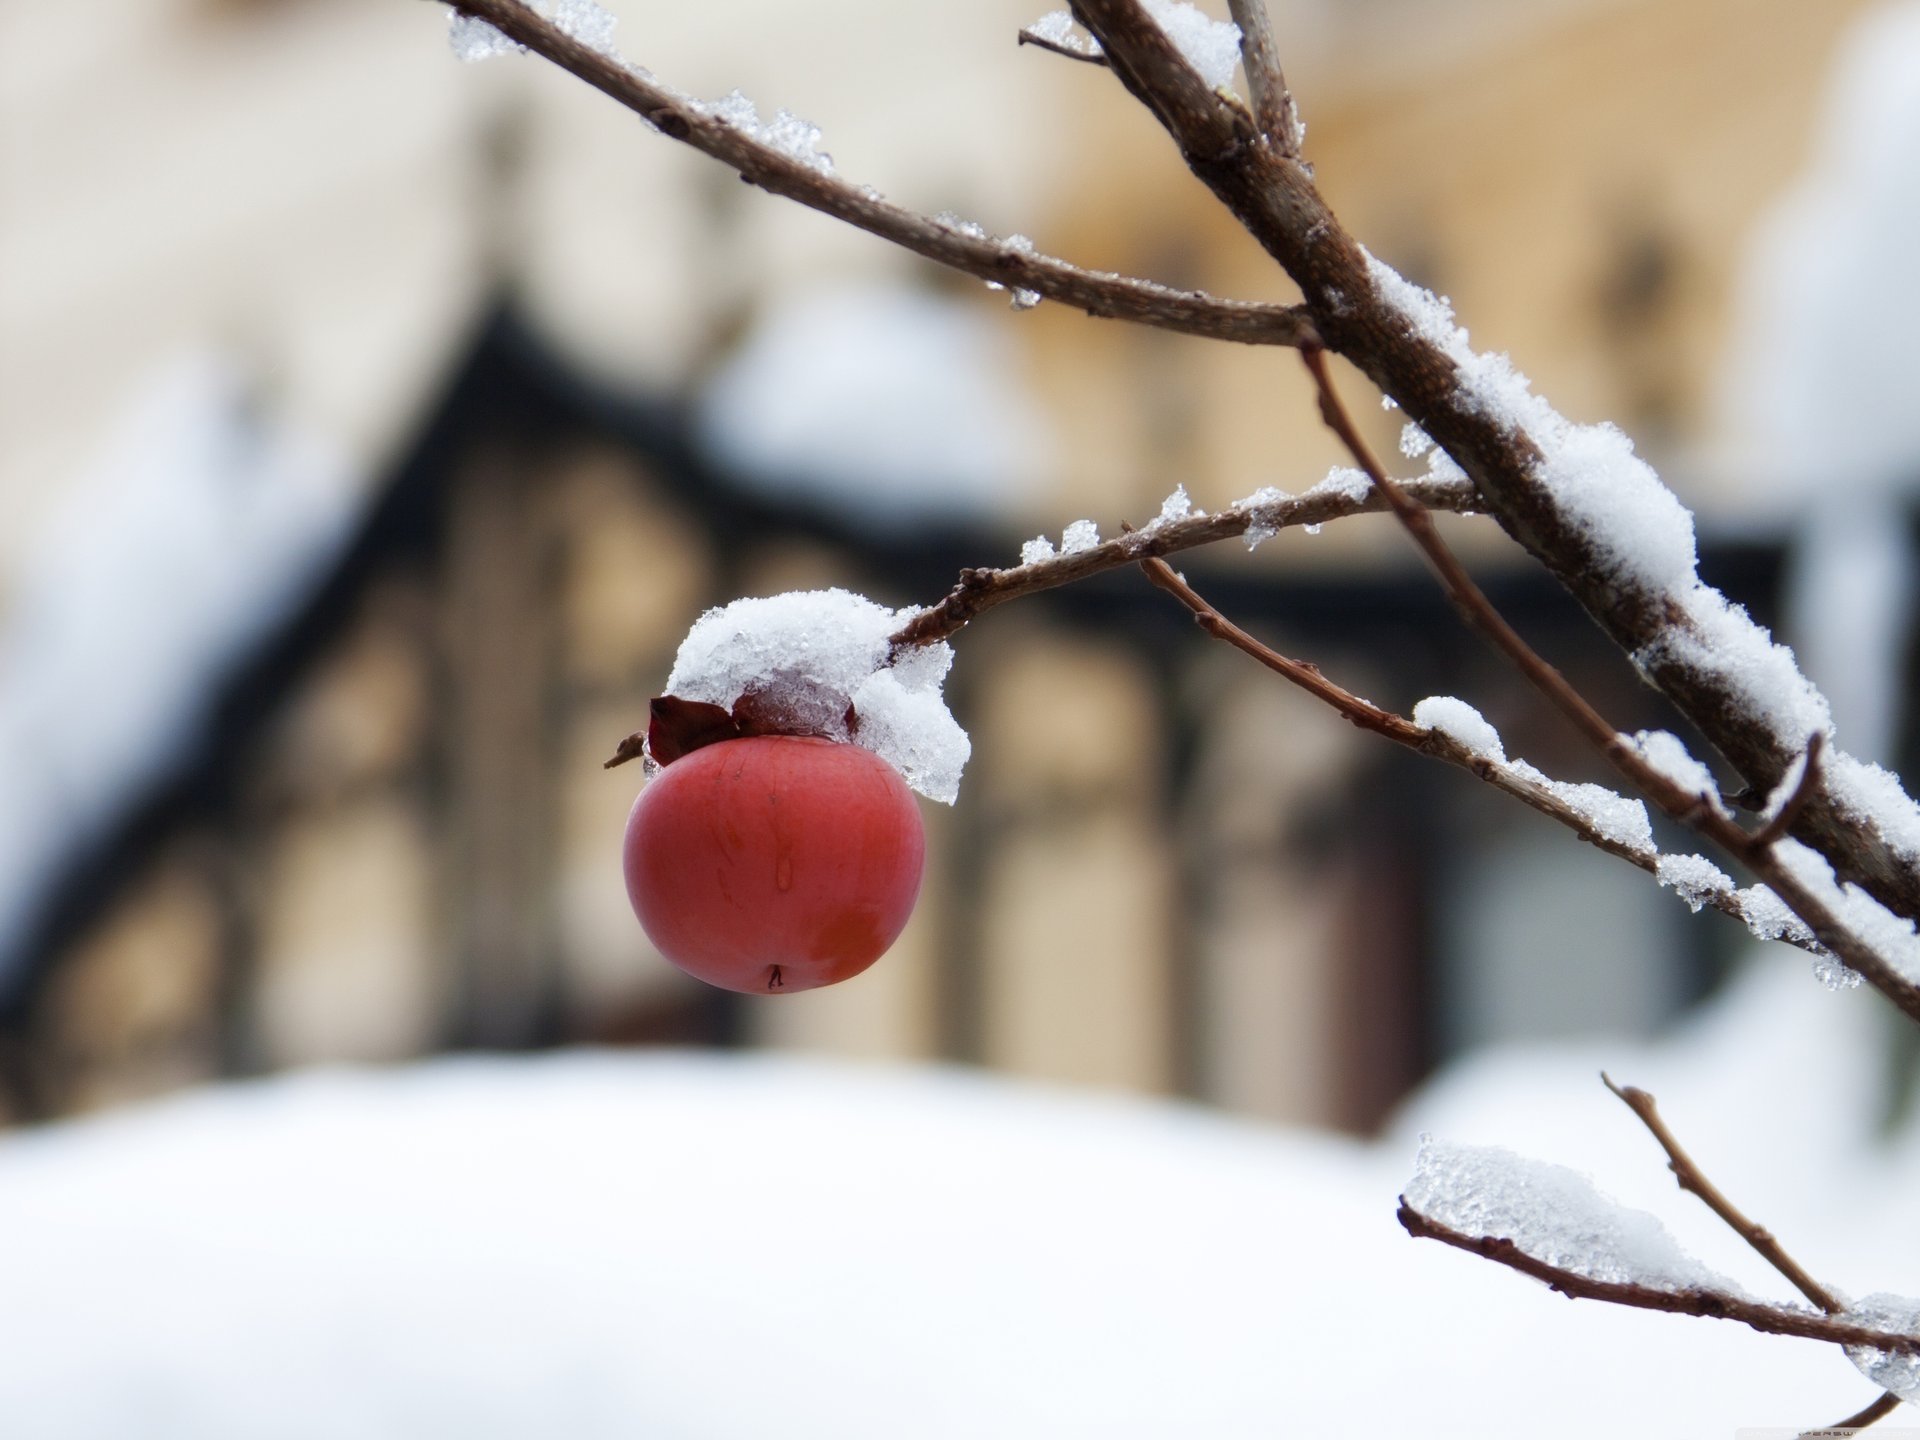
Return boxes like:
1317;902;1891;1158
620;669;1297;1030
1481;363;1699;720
1408;703;1663;857
1028;4;1242;88
1424;445;1467;485
449;0;618;61
1399;422;1434;459
1367;252;1700;596
1732;882;1820;953
449;14;522;61
1307;465;1372;504
1844;1292;1920;1404
1827;750;1920;864
549;0;618;52
661;589;969;804
1655;854;1736;914
694;282;1052;532
1025;10;1102;57
1766;837;1920;988
1152;484;1194;527
1404;1136;1737;1293
1020;536;1057;566
1238;485;1290;550
1144;1;1243;89
1504;759;1655;855
1637;587;1832;754
1413;696;1506;764
1628;729;1719;804
700;90;834;175
1061;519;1101;554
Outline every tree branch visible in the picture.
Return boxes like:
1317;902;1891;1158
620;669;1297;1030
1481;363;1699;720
1602;1076;1838;1311
1602;1076;1908;1429
1225;0;1300;154
1133;555;1830;958
444;0;1316;349
887;473;1475;648
1296;345;1920;1026
1398;1204;1920;1356
1066;0;1920;946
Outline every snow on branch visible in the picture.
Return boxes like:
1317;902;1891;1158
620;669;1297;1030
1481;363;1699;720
1065;0;1920;967
1406;1078;1918;1420
887;471;1476;648
441;0;1317;350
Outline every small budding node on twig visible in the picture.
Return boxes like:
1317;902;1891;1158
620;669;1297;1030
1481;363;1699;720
1748;731;1828;850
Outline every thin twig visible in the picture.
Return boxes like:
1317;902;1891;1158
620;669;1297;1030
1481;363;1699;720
444;0;1315;349
1133;556;1829;957
1017;26;1109;66
887;473;1476;648
1602;1076;1907;1429
1225;0;1300;154
1602;1076;1837;1311
1821;1391;1903;1432
1301;348;1616;758
1137;553;1424;744
1398;1204;1920;1356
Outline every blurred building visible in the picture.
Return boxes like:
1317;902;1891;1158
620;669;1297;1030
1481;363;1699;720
0;0;1890;1130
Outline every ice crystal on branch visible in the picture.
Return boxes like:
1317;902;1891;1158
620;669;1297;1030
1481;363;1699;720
1405;1137;1738;1293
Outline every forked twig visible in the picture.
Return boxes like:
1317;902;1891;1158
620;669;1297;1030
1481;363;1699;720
1602;1075;1836;1310
1601;1076;1905;1431
1226;0;1300;153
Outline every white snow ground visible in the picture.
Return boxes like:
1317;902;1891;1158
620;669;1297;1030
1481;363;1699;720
0;962;1910;1439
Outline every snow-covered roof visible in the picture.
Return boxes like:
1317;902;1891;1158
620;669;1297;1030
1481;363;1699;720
0;353;357;992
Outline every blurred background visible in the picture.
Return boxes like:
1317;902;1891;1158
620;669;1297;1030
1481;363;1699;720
0;0;1913;1139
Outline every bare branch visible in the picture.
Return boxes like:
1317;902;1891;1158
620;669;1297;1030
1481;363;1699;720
1137;553;1425;744
1824;1392;1904;1432
1017;25;1109;67
1398;1203;1920;1356
445;0;1315;349
1225;0;1300;154
887;473;1476;648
